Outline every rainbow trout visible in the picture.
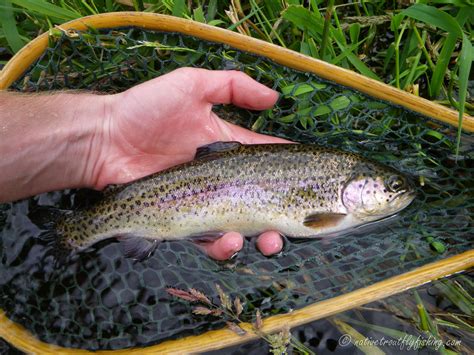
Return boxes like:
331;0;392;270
56;142;415;258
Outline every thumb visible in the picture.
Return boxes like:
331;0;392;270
214;114;292;144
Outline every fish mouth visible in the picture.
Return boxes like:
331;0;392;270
394;189;417;204
385;190;417;215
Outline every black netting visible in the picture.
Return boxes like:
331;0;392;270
0;28;472;350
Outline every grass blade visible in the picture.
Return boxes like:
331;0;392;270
206;0;218;21
401;4;469;98
0;0;24;53
454;33;473;155
401;4;461;36
132;0;144;12
172;0;186;18
320;0;335;60
11;0;80;20
431;32;458;98
332;318;385;355
282;5;323;40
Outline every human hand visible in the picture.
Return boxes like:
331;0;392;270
94;68;288;260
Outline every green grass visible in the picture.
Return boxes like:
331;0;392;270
0;0;472;152
333;272;473;354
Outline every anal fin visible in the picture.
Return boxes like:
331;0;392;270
117;235;159;260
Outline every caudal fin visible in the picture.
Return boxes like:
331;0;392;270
31;206;76;265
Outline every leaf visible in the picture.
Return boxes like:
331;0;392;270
216;284;232;310
283;5;380;80
193;6;206;23
400;4;469;98
166;288;198;302
211;309;223;316
10;0;80;20
430;0;473;5
208;19;225;26
391;13;405;31
430;32;458;98
206;0;218;21
349;23;360;45
333;318;385;355
189;288;211;304
341;316;420;344
281;82;326;96
455;33;472;155
172;0;186;18
254;309;263;329
435;281;473;316
332;36;381;80
401;4;462;36
330;96;351;110
0;0;24;53
251;116;265;131
234;296;243;317
282;5;323;39
192;306;213;315
226;321;247;336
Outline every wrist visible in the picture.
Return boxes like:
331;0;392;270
0;91;110;202
64;92;112;190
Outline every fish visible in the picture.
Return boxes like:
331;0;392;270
54;142;416;259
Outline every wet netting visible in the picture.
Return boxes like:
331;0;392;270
0;28;472;350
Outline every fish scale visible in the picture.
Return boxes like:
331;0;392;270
56;143;415;257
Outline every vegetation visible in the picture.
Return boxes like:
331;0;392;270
0;1;472;114
167;273;473;354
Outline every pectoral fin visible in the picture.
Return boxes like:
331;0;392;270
303;213;347;229
117;235;159;260
195;141;241;160
189;231;225;243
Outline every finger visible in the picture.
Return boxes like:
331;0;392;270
194;69;279;109
256;231;284;256
218;118;294;145
196;232;244;261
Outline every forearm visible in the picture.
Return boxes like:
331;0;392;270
0;91;106;203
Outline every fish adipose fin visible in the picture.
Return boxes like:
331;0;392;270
195;141;242;160
117;236;159;260
303;213;347;228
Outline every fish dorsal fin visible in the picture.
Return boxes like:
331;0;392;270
102;184;126;196
195;141;241;160
303;213;347;229
117;235;159;260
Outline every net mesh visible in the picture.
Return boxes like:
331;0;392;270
0;28;472;350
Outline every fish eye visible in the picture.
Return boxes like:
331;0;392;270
386;176;405;193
